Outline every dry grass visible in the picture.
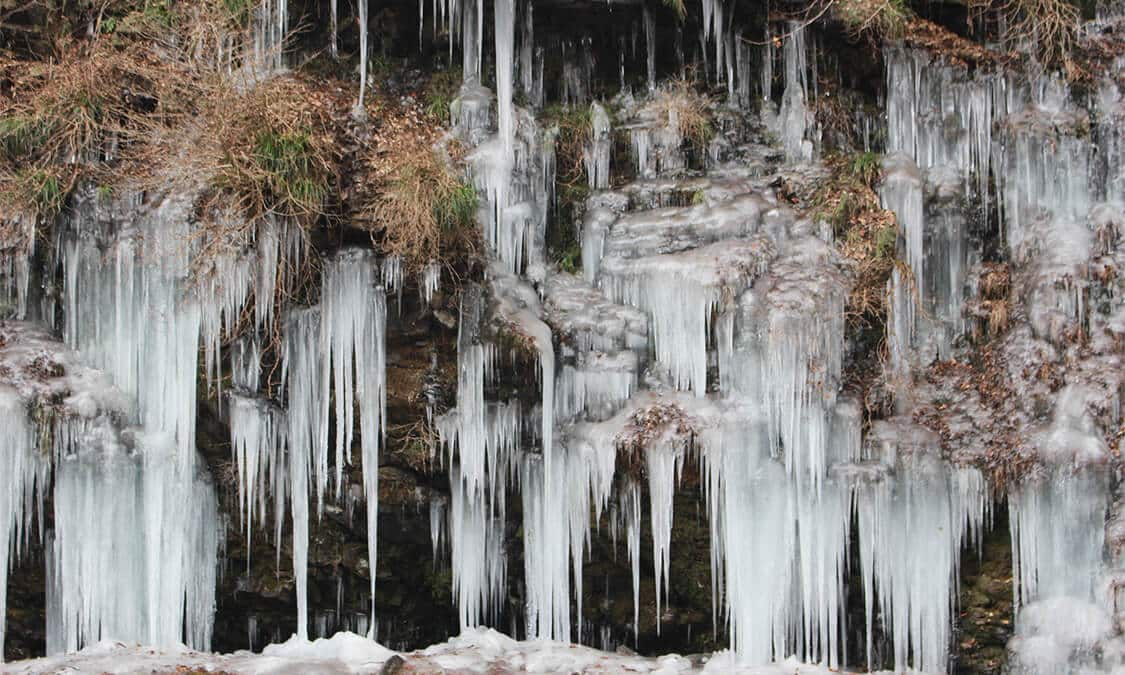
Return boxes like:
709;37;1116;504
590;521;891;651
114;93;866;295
902;18;999;67
541;104;593;189
814;154;899;330
0;40;199;219
642;80;715;156
355;99;479;272
186;75;340;227
968;263;1013;342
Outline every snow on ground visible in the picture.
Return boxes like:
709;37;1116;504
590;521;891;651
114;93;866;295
3;628;912;674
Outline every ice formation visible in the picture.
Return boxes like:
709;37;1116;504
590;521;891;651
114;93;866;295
3;4;1124;674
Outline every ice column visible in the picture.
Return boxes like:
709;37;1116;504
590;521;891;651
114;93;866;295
583;102;613;190
321;249;387;628
48;429;220;654
0;390;42;661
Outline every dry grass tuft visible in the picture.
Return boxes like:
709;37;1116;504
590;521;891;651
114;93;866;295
183;75;340;228
541;104;593;189
643;80;715;156
355;99;478;272
0;40;199;220
815;153;899;330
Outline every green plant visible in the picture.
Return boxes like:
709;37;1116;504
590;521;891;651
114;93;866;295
664;0;686;19
249;129;329;217
433;181;478;231
0;116;54;163
10;168;67;218
541;104;594;187
424;70;461;122
222;0;254;26
875;224;898;259
691;189;706;205
850;151;880;187
558;247;581;274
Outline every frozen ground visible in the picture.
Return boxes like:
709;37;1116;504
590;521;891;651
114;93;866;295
4;627;914;674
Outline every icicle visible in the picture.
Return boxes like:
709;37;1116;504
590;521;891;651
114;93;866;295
0;388;42;661
852;420;987;673
281;307;326;640
330;0;338;59
252;0;287;75
322;250;387;631
494;0;515;157
775;22;813;161
229;393;287;562
48;428;220;654
643;6;656;92
421;260;441;304
357;0;369;110
520;451;571;642
430;497;446;565
646;439;683;635
582;102;613;190
623;480;641;644
449;463;508;629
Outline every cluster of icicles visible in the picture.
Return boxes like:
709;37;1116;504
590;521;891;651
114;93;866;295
1;0;1122;672
432;3;990;674
0;0;407;660
0;179;410;658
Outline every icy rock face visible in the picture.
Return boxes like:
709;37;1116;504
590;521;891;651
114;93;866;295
717;235;847;484
882;157;974;380
884;38;1125;674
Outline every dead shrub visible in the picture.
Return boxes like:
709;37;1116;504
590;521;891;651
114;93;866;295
169;75;340;228
356;100;478;272
970;0;1079;67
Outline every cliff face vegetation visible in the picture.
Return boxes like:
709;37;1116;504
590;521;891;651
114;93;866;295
0;0;1123;671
